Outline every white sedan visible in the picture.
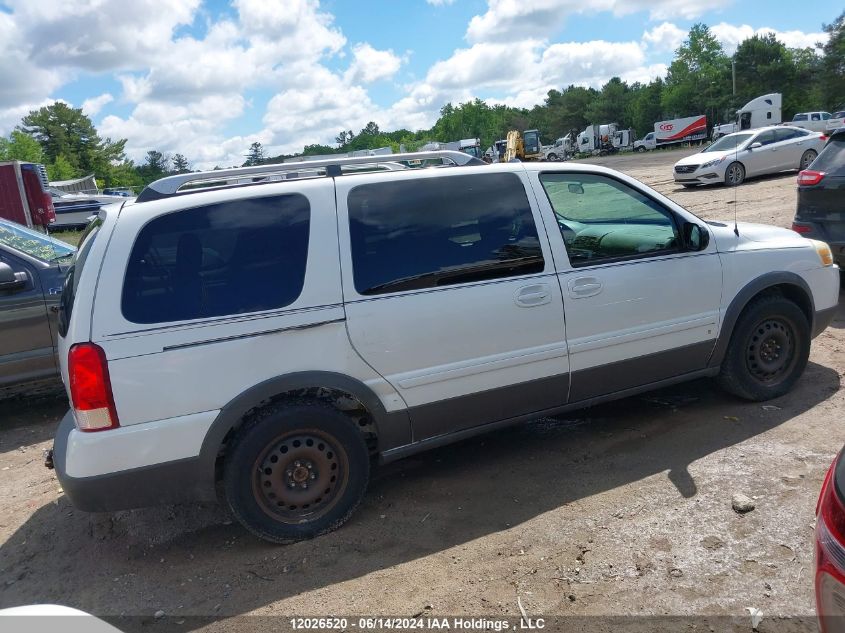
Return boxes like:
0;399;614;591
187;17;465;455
673;125;826;187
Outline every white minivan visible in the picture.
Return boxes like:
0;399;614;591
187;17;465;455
48;151;840;543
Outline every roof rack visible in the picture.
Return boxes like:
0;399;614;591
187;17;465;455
136;150;484;203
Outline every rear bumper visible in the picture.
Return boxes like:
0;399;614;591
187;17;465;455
52;411;216;512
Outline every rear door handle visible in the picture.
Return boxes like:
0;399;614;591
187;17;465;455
568;277;603;298
515;283;551;307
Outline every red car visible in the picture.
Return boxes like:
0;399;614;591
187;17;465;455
816;451;845;631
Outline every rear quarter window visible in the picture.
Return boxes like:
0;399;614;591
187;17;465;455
58;217;102;337
811;140;845;176
121;194;310;324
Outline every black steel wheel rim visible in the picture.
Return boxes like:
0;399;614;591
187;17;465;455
745;317;797;384
252;429;348;523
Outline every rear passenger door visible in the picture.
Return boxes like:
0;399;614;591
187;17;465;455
337;169;570;442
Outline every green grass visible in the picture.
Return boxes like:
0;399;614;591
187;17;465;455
48;229;84;247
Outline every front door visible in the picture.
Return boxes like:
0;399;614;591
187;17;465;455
0;249;56;386
528;170;722;403
337;169;570;442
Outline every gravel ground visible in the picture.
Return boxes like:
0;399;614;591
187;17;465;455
0;149;842;633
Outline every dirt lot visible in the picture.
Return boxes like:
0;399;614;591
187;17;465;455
1;150;843;632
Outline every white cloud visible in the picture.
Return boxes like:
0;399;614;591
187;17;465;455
7;0;200;72
345;43;404;84
465;0;734;44
0;13;64;108
426;0;456;5
710;22;828;54
642;22;687;53
81;93;114;117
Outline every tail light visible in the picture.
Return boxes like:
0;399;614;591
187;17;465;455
792;222;812;234
68;343;119;431
798;170;826;186
816;455;845;632
820;135;828;142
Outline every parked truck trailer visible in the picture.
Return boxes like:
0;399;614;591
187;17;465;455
634;115;707;152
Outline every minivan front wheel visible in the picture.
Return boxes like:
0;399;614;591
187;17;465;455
800;149;818;170
716;294;810;401
224;401;370;543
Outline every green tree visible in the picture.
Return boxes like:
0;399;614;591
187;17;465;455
244;141;265;166
628;79;664;138
820;11;845;109
19;102;126;177
586;77;634;127
302;143;338;155
171;153;190;173
0;130;44;163
47;154;78;181
662;24;731;123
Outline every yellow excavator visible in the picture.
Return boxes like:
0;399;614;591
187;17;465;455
503;129;543;161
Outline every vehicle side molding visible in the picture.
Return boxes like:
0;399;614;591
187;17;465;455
708;271;815;368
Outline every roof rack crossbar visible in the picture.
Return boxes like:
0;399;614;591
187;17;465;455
137;150;483;202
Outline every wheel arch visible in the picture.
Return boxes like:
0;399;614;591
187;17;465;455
197;372;411;488
708;271;815;368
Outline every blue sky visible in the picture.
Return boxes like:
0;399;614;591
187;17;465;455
0;0;838;167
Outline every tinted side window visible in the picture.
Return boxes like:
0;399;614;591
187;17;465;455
812;140;845;175
774;128;797;142
122;195;310;324
793;114;808;122
348;173;544;296
812;113;821;121
754;130;776;146
539;173;680;267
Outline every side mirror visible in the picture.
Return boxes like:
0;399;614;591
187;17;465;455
683;222;710;251
749;142;762;150
0;262;26;292
567;183;584;194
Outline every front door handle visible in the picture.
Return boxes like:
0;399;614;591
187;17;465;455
568;277;603;298
515;283;551;307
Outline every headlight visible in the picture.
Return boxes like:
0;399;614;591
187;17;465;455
700;156;726;169
810;239;834;267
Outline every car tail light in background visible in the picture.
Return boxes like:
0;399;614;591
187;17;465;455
816;454;845;632
792;222;813;234
819;135;828;142
798;170;826;186
68;343;119;431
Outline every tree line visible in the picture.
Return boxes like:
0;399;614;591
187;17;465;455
0;14;841;190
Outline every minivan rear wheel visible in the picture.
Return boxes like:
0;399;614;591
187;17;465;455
800;149;818;170
223;401;370;543
716;294;810;401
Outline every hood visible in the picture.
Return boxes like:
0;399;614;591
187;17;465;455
707;220;808;252
675;150;735;166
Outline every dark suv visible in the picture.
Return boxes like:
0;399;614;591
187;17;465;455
792;127;845;267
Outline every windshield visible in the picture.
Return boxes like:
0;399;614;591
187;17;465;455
702;133;753;153
0;220;76;261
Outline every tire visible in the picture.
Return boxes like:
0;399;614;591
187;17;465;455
547;153;558;161
716;294;810;401
725;161;745;186
800;149;818;170
636;146;646;153
223;400;370;543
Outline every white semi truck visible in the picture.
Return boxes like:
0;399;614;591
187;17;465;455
634;115;708;151
577;124;634;155
711;93;782;140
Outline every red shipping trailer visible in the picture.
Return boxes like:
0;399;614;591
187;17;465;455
0;161;56;229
